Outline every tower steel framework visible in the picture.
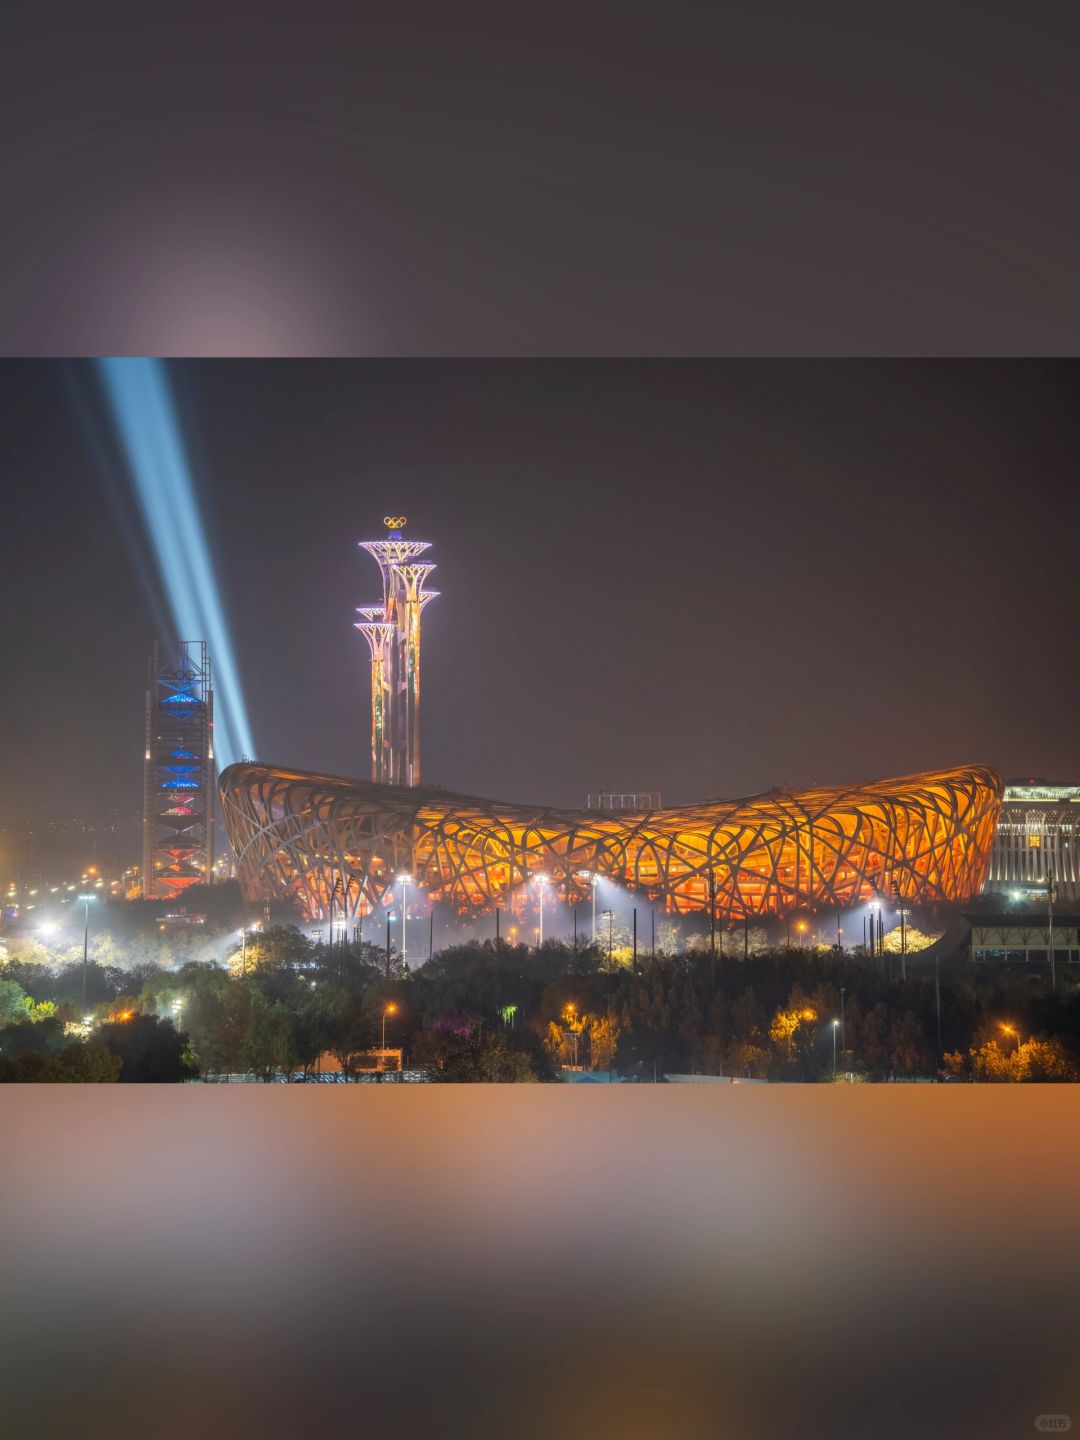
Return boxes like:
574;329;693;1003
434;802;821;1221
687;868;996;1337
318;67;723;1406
143;641;215;900
220;762;1002;924
355;517;438;787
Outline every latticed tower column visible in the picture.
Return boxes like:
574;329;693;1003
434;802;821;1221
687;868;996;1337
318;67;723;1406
354;609;395;783
356;518;438;786
393;563;439;787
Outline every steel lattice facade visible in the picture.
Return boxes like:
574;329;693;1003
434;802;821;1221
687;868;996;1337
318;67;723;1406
220;762;1002;923
143;641;215;900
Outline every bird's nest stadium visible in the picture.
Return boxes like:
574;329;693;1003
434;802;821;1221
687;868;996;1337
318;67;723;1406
220;762;1002;924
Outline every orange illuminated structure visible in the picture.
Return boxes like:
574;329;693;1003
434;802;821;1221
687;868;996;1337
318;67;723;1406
220;762;1002;924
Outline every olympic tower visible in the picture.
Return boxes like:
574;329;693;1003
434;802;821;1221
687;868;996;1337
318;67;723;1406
355;517;438;786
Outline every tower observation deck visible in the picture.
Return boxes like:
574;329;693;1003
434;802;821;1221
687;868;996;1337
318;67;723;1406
354;517;438;786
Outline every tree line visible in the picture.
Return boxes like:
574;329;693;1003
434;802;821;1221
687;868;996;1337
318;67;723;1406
1;925;1077;1081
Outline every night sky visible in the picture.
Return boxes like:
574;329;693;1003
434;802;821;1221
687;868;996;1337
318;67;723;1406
2;2;1080;357
2;359;1078;832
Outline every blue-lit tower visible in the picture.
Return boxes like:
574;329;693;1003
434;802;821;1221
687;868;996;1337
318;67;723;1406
142;641;215;900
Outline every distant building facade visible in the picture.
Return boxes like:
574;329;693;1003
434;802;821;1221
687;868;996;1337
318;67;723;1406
969;912;1080;967
586;791;662;812
984;781;1080;903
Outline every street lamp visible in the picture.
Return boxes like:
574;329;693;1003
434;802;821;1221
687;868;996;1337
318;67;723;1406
893;888;908;979
1000;1022;1021;1055
534;874;548;947
382;1001;398;1052
563;1003;579;1068
839;986;846;1052
831;1018;839;1079
397;873;412;968
237;926;249;975
796;920;808;949
601;908;614;962
578;870;599;943
78;893;97;1008
1048;866;1057;994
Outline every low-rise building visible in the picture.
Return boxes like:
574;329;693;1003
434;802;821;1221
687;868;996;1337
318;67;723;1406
985;781;1080;903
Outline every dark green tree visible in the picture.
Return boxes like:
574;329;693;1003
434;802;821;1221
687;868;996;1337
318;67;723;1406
96;1015;196;1083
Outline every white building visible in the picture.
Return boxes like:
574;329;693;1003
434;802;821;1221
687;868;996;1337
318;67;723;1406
985;781;1080;903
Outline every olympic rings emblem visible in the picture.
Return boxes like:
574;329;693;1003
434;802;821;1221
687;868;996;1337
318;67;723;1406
384;515;407;529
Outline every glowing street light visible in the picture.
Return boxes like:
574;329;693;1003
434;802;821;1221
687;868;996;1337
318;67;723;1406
534;874;549;947
382;1001;398;1053
1000;1022;1021;1055
578;870;599;943
601;908;614;962
397;874;412;967
831;1018;840;1079
562;1003;579;1068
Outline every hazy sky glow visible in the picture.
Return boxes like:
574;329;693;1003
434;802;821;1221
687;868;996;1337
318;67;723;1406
95;358;255;770
2;3;1080;356
2;359;1078;828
